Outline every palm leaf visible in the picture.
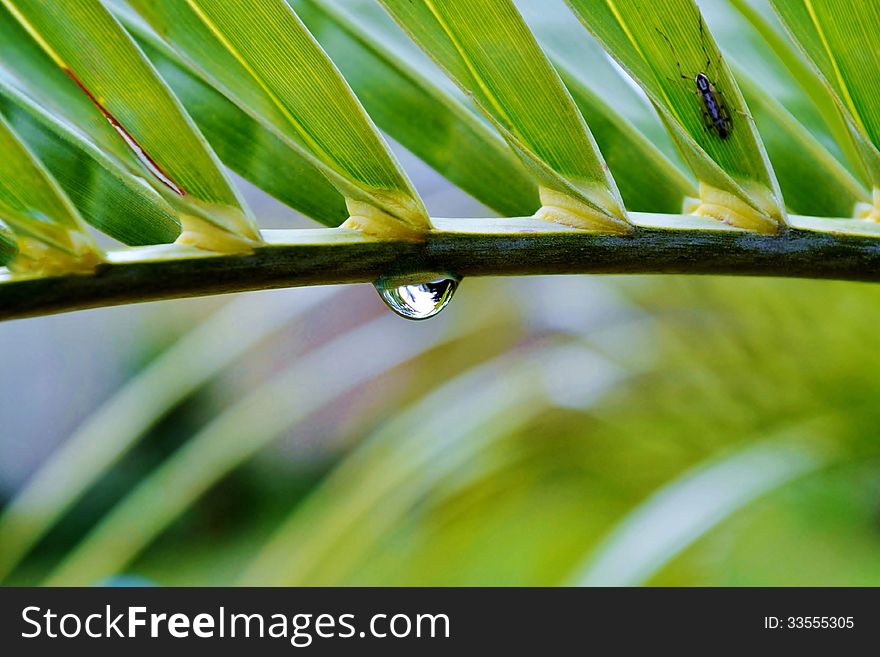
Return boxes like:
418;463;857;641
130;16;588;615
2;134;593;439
126;0;430;238
516;0;697;212
735;69;867;215
294;0;540;217
0;81;182;245
3;0;880;589
0;0;260;249
722;0;864;177
0;1;877;319
119;9;349;227
379;0;629;232
0;111;100;272
567;0;783;231
771;0;880;211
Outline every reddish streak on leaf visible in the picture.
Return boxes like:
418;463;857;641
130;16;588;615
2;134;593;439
63;68;186;197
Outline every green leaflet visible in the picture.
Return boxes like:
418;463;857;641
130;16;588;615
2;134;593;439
118;9;348;228
0;5;181;246
0;112;100;273
559;68;695;214
736;68;867;216
0;5;143;177
567;0;785;232
379;0;630;232
149;46;349;228
771;0;880;213
721;0;865;182
516;0;696;213
696;0;867;214
294;0;540;218
516;0;684;165
126;0;430;238
0;0;260;250
0;82;181;246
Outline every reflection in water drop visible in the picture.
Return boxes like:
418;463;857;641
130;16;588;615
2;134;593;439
375;274;460;321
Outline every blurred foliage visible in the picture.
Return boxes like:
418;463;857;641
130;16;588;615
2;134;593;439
3;274;880;586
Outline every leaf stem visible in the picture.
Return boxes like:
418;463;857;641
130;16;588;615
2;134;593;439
2;215;880;320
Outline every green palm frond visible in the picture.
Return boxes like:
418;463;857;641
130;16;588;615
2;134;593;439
5;0;880;590
1;0;261;250
0;0;879;319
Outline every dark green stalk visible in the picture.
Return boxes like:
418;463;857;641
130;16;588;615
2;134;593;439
2;217;880;321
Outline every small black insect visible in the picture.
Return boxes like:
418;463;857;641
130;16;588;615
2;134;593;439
658;18;733;140
692;71;731;139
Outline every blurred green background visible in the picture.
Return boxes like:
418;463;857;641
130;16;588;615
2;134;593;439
1;153;879;587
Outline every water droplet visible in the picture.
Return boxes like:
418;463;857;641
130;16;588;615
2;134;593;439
374;274;460;320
